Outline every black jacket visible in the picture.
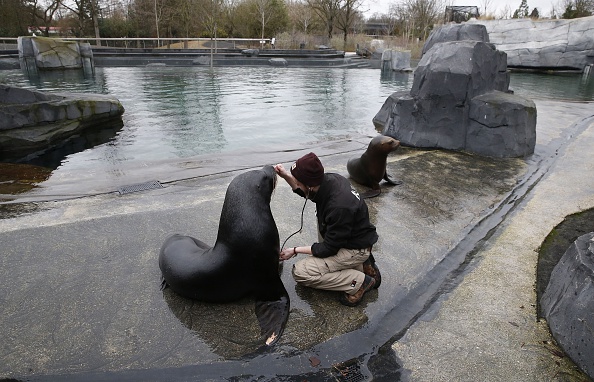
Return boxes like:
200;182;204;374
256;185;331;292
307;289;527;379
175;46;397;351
301;173;378;258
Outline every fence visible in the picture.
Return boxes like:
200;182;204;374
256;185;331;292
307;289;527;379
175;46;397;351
0;37;272;50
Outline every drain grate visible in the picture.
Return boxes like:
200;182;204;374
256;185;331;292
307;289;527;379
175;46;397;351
117;180;163;195
332;358;366;382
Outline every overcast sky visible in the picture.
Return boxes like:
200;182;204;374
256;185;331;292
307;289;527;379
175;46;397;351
363;0;560;18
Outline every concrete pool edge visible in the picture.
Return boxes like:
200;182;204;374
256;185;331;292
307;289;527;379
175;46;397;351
1;100;594;381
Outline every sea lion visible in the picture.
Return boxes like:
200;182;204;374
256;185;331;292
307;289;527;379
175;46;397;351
347;135;401;198
159;165;289;346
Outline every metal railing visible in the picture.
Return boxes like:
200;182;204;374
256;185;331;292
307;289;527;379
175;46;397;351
0;38;18;50
0;37;272;50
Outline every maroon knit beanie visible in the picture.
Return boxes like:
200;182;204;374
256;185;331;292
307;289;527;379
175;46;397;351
291;152;324;187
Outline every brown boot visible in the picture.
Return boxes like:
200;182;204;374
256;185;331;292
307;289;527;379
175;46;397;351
340;275;376;307
362;254;381;289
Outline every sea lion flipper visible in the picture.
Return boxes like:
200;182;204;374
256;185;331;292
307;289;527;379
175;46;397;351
348;135;400;194
254;295;290;346
160;275;169;291
159;166;291;344
361;188;381;199
383;173;402;186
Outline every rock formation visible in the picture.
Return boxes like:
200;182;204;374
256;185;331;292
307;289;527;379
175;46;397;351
374;24;536;158
381;49;412;71
421;22;490;55
0;85;124;164
18;36;94;74
541;232;594;379
468;15;594;71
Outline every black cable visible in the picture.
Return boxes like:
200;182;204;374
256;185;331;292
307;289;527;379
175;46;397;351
280;196;308;250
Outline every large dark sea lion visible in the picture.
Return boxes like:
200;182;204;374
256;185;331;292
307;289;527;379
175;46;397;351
159;165;289;346
347;135;401;198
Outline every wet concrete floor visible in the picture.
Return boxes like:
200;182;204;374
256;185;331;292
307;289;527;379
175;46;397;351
0;99;593;381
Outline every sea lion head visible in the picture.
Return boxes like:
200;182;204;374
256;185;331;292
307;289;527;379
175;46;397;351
369;135;400;155
247;165;277;202
261;164;278;199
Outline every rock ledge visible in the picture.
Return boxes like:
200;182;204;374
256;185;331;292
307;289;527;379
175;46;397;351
0;85;124;164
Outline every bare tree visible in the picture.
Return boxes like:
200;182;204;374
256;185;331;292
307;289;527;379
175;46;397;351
61;0;102;43
91;0;101;43
147;0;176;42
561;0;594;17
368;10;398;35
154;0;162;39
498;3;513;18
222;0;240;37
398;0;444;41
27;0;63;36
306;0;341;40
550;0;561;17
287;0;315;34
175;0;198;39
198;0;224;38
389;3;410;42
382;11;398;36
254;0;274;42
480;0;492;17
335;0;364;49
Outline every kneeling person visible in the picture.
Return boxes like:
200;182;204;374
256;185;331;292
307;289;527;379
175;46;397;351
274;152;381;306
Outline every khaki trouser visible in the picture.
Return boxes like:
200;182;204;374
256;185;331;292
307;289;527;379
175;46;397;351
292;247;371;295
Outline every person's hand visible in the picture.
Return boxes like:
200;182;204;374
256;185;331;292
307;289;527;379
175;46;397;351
279;247;296;261
274;164;290;179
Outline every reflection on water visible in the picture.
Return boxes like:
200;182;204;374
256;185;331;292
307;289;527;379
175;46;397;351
0;67;592;178
18;118;124;169
0;67;413;175
0;163;52;215
0;163;52;196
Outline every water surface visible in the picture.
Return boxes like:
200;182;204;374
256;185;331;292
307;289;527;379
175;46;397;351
509;71;594;101
1;67;592;179
1;67;410;170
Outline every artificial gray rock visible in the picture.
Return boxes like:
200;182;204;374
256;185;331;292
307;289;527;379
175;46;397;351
0;85;124;163
384;90;468;150
381;49;412;71
242;49;259;57
412;40;509;99
468;15;594;71
375;25;536;158
0;58;20;70
467;91;536;157
18;36;93;70
193;56;211;65
372;90;406;131
421;23;490;56
541;232;594;379
269;58;288;66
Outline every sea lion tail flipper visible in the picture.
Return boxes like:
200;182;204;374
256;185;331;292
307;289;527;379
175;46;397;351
384;173;402;186
160;275;169;291
254;295;290;346
361;189;381;199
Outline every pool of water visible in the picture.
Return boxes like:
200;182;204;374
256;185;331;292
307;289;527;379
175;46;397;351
1;67;593;176
1;67;412;170
509;70;594;102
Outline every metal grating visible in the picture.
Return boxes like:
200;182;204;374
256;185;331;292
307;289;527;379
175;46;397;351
117;180;163;195
333;358;366;382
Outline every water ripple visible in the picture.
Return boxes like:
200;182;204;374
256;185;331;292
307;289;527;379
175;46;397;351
1;66;592;176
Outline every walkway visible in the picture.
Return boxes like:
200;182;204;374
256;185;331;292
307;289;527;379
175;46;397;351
0;99;592;381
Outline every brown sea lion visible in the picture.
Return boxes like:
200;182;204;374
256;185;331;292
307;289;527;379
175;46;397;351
159;165;289;346
347;135;401;198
